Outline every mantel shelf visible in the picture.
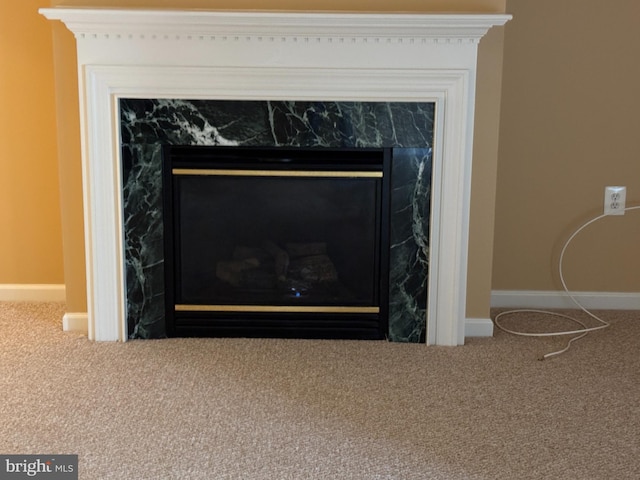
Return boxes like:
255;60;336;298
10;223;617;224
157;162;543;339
41;8;510;43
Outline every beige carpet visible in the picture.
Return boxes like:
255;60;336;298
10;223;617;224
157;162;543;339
1;302;639;479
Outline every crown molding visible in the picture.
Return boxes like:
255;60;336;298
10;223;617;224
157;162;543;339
40;8;510;44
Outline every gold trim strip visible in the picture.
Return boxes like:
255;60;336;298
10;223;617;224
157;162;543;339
175;304;380;314
172;168;382;178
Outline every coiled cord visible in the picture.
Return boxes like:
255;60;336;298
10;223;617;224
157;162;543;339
494;205;640;360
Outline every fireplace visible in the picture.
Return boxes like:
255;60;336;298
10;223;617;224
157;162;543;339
121;99;432;341
164;145;390;339
40;8;510;344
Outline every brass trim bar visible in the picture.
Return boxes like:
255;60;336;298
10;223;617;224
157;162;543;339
172;168;383;178
175;304;380;314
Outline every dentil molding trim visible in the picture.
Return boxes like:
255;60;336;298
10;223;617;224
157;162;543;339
40;8;508;43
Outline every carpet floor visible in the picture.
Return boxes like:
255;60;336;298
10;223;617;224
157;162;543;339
1;302;639;479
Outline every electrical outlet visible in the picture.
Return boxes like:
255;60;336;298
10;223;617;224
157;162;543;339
604;186;626;215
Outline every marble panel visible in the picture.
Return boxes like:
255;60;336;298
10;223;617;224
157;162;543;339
120;99;433;340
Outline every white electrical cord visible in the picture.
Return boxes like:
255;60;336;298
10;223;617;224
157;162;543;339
494;205;640;360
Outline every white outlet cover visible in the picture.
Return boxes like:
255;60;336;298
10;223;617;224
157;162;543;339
604;186;626;215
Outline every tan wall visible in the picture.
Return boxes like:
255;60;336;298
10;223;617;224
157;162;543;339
468;25;505;317
45;0;506;318
494;0;640;293
50;20;86;309
0;0;64;285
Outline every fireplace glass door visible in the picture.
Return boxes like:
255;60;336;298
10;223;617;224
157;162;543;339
163;146;390;339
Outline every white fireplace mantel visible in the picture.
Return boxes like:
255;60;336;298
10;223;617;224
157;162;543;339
40;7;510;344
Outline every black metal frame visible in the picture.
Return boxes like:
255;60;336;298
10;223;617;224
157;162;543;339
162;145;391;339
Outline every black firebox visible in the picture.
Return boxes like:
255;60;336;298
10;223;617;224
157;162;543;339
162;145;390;339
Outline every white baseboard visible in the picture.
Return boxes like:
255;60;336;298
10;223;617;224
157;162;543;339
62;312;88;335
491;290;640;310
0;284;66;302
465;317;494;337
